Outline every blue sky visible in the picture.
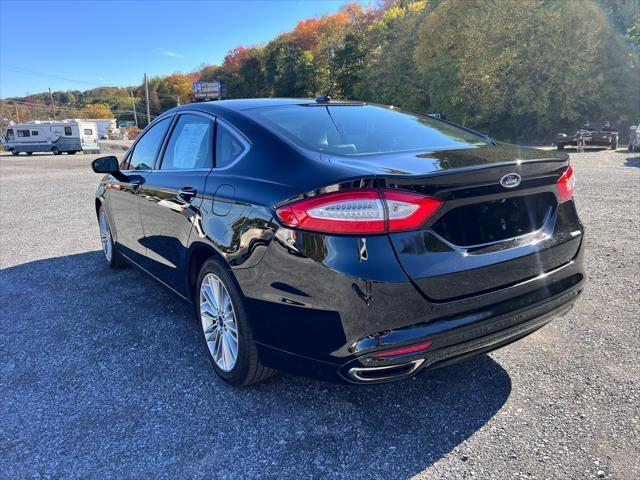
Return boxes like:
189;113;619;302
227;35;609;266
0;0;363;98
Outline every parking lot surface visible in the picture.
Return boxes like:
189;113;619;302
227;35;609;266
1;149;638;479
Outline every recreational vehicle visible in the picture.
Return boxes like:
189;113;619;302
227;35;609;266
65;118;120;140
3;120;99;155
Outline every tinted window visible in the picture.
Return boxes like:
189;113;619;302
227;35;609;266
6;129;14;140
64;126;72;135
31;130;38;136
161;114;213;170
252;105;488;156
126;118;171;170
216;122;246;168
17;130;30;137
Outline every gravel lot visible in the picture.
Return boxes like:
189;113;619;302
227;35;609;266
1;149;638;479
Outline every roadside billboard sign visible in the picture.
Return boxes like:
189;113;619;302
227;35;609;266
193;81;225;100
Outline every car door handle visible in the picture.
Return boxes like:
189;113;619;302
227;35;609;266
178;187;197;200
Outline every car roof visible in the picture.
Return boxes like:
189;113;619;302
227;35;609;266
176;98;309;114
170;98;365;114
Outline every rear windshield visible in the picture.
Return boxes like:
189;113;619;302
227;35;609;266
251;104;488;156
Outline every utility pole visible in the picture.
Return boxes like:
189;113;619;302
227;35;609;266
176;95;181;106
48;88;56;120
15;104;20;123
130;89;139;128
144;73;151;126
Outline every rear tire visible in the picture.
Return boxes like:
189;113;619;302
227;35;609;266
52;147;60;155
557;143;565;151
610;138;618;150
26;152;33;156
196;258;276;386
98;205;126;269
10;149;19;156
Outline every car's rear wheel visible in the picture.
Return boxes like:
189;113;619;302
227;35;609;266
196;258;275;386
26;152;33;156
52;147;60;155
98;205;126;268
10;149;19;156
557;143;564;151
610;138;618;150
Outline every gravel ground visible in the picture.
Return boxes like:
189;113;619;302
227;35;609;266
1;149;638;479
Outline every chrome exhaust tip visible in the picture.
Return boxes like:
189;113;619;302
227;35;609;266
347;359;425;383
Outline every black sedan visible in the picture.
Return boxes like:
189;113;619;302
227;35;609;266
92;98;585;385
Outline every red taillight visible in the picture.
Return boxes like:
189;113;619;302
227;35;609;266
276;189;443;235
371;341;433;358
557;166;575;202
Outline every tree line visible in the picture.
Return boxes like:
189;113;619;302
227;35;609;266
3;0;639;142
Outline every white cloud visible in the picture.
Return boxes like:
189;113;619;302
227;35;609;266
160;50;183;58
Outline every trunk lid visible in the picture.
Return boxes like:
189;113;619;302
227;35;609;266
333;144;582;302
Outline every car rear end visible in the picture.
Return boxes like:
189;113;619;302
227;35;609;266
238;103;585;384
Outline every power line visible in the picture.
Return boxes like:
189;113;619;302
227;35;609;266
0;63;105;87
1;99;155;119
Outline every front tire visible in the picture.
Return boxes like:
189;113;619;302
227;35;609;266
196;258;275;386
10;149;19;156
98;205;126;268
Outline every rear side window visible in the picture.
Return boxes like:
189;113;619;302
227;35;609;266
31;130;38;136
64;126;72;135
215;122;246;168
160;114;213;170
125;117;172;171
252;104;488;156
17;130;30;137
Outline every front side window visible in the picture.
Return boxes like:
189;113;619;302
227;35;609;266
17;129;30;137
252;104;489;156
6;129;15;140
64;126;72;136
160;114;213;170
125;117;172;171
31;130;38;136
84;128;93;135
215;122;246;168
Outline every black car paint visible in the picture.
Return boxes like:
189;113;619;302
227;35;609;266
95;99;585;384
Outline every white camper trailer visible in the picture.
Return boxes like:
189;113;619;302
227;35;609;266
65;118;120;140
3;120;99;155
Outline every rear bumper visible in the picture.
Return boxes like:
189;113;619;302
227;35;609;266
236;223;585;384
339;273;582;383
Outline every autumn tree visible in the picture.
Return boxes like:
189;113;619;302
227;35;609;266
80;103;114;119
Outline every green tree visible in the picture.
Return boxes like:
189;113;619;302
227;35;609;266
265;37;317;97
415;0;640;141
354;1;431;109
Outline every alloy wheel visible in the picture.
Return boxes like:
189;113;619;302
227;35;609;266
98;209;113;262
200;273;239;372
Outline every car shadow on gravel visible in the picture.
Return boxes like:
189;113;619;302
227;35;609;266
1;251;512;479
623;155;640;168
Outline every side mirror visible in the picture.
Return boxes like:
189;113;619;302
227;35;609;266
92;156;119;174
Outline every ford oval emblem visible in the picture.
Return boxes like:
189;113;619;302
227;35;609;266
500;173;521;188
